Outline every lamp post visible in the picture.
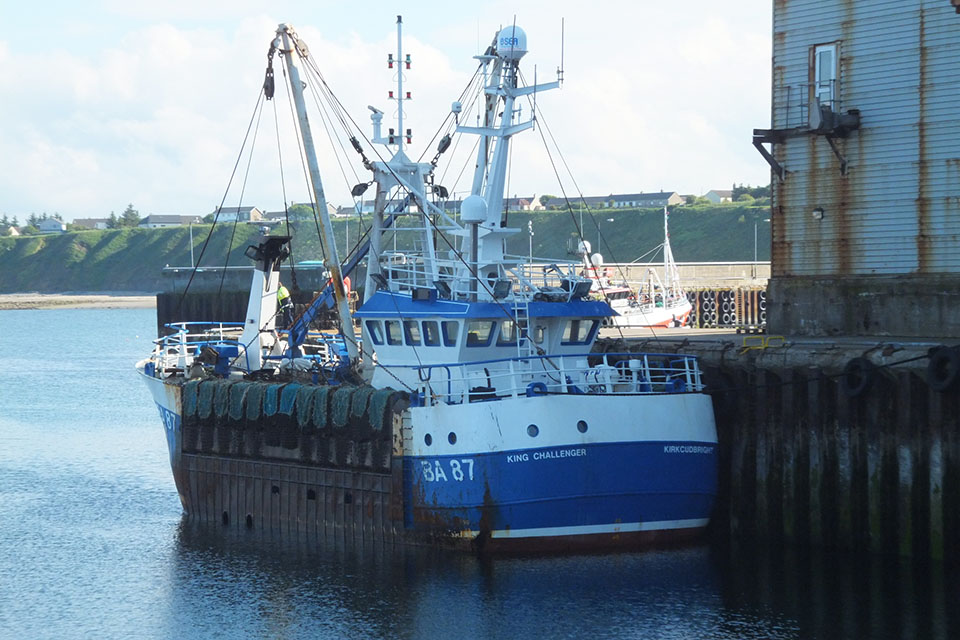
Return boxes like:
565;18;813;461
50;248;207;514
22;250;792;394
753;217;771;279
528;219;534;262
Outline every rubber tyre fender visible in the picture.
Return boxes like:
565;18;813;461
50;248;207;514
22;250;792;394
840;357;875;397
926;346;960;393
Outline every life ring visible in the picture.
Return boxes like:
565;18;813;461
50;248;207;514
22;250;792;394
840;357;875;397
526;381;548;397
926;346;960;392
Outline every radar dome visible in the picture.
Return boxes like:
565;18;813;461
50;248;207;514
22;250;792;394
497;25;528;60
576;239;591;256
590;253;604;268
460;195;488;223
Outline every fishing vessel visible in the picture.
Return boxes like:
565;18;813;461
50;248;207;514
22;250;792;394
589;209;694;329
137;19;718;552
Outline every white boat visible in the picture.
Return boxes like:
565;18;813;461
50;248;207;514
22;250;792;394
137;19;717;552
589;208;694;329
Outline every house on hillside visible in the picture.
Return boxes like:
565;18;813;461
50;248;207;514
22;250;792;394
211;206;264;222
263;203;340;222
139;215;204;228
74;218;110;230
541;192;682;209
504;196;544;212
36;219;67;234
704;189;733;204
3;225;20;237
540;195;608;209
610;192;684;208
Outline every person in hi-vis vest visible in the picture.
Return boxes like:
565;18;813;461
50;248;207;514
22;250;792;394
277;283;293;328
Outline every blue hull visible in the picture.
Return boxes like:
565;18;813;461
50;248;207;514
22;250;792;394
403;441;717;539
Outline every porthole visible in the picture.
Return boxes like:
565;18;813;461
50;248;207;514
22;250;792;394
577;420;588;433
448;432;457;445
527;424;539;437
425;433;433;446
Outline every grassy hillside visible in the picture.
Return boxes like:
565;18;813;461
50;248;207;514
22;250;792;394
501;204;771;263
0;204;771;293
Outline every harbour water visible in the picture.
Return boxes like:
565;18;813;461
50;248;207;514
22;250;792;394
0;308;956;639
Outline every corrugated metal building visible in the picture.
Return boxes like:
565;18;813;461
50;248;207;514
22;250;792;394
756;1;960;337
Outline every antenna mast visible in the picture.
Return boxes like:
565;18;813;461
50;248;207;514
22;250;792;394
396;15;404;155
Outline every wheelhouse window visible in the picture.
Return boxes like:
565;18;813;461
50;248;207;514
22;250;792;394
365;320;383;345
532;325;545;344
466;320;496;347
384;320;402;346
496;320;522;346
422;321;440;346
441;320;459;346
403;320;421;346
561;319;598;345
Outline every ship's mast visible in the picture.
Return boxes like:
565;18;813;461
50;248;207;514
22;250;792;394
455;25;561;298
275;24;359;363
662;206;680;294
396;16;404;157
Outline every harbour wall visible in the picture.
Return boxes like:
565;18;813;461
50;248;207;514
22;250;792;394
601;334;960;561
155;290;342;336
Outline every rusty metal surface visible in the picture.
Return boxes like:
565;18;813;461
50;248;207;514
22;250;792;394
769;1;960;278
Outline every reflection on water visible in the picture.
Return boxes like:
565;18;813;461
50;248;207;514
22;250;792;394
0;308;957;639
167;522;738;640
714;539;958;640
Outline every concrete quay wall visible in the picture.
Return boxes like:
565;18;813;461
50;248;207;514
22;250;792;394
603;333;960;561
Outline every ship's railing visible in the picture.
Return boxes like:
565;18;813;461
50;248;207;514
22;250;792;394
508;258;583;289
147;321;248;375
146;321;346;377
387;351;704;406
379;251;590;301
773;80;844;130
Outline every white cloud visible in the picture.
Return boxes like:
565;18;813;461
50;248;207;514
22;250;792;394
0;2;772;220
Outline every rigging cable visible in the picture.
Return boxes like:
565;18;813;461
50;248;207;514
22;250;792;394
174;89;265;316
271;96;299;293
280;56;327;262
217;94;266;299
279;43;577;377
518;67;677;344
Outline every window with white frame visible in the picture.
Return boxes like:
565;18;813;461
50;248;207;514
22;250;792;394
813;43;838;108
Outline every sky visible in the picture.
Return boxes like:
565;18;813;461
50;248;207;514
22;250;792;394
0;1;772;222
